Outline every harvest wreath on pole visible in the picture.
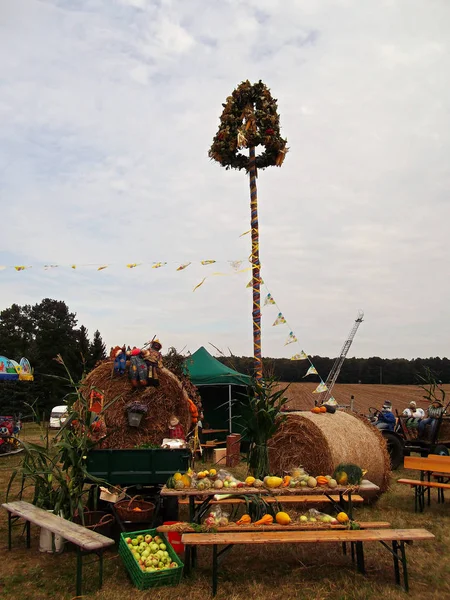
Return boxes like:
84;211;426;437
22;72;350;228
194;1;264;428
209;80;288;380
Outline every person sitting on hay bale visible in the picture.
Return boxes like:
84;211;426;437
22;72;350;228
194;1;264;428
129;347;148;388
141;339;163;387
168;416;185;441
375;401;396;431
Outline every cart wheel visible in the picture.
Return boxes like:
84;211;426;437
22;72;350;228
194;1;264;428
432;444;449;456
382;432;404;470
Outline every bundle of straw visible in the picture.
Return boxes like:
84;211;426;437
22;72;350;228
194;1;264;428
268;410;391;493
81;361;194;448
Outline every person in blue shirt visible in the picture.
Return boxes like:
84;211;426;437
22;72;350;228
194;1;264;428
375;401;396;432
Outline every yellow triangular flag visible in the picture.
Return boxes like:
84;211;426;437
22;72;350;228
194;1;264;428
177;262;191;271
126;263;141;269
97;265;108;271
14;266;28;271
193;277;207;292
201;260;216;265
303;366;318;377
152;262;167;269
71;265;77;269
291;352;308;361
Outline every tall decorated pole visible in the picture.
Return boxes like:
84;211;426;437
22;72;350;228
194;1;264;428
249;145;262;380
209;80;288;380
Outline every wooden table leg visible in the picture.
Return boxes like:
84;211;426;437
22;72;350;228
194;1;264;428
392;540;400;585
98;549;104;589
212;544;218;597
26;520;31;548
355;542;365;575
400;541;409;592
7;512;12;550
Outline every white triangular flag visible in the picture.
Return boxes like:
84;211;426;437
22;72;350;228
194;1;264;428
303;366;318;377
284;332;297;345
312;382;328;394
291;351;308;361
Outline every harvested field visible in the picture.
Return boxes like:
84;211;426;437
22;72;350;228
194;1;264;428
280;383;450;416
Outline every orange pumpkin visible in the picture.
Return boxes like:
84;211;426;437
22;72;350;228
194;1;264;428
312;407;321;414
319;406;327;413
316;476;328;486
254;514;274;526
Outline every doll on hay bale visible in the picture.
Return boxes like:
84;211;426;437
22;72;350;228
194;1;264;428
141;339;163;387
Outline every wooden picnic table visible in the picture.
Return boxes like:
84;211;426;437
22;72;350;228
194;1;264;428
161;481;379;522
202;429;228;435
400;455;450;510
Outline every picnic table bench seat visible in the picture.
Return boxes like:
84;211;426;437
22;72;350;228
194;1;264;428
397;478;450;511
2;500;115;597
182;528;434;596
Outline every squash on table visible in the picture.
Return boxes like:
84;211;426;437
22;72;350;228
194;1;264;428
254;514;274;526
236;514;252;525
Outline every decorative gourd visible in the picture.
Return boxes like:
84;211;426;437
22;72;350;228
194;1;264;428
337;512;349;523
166;476;175;489
264;476;283;489
312;407;321;414
236;514;252;525
275;512;291;525
307;477;317;488
254;514;274;526
319;406;327;413
333;463;364;485
316;476;329;486
282;475;291;487
328;478;338;488
245;476;256;486
181;474;192;488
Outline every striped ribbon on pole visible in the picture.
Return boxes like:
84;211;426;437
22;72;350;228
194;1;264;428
249;145;262;381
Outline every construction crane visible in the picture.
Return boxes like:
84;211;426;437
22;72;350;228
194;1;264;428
318;310;364;405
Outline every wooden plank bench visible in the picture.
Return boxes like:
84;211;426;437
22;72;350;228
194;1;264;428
182;528;434;596
397;478;450;512
2;501;115;597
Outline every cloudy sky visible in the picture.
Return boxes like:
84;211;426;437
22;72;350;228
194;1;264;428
1;0;450;362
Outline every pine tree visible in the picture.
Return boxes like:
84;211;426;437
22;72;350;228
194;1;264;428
89;330;107;369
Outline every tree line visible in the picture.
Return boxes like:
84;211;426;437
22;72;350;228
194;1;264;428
0;299;107;416
218;355;450;385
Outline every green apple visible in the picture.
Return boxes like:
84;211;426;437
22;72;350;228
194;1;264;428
300;515;308;522
131;538;139;546
150;543;159;553
159;543;166;551
154;536;162;544
125;537;132;544
144;535;152;543
137;535;144;543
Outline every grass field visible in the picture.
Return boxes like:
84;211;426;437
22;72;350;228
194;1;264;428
0;423;449;599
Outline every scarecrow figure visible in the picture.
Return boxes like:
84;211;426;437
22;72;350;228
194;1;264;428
129;347;148;388
142;339;163;387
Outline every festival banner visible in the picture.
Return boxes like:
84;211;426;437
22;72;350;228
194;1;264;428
291;351;308;361
177;262;191;271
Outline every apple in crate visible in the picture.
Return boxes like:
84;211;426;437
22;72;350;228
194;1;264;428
170;562;178;568
144;534;152;543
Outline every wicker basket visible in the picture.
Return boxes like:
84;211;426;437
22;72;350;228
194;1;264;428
73;511;115;537
115;496;155;523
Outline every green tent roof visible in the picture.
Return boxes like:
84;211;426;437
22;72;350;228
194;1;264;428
185;347;252;386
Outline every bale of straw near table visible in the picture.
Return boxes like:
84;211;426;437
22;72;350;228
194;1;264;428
81;361;194;449
269;411;391;493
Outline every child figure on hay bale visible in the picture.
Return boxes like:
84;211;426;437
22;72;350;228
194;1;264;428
168;416;185;441
113;345;127;376
141;339;163;387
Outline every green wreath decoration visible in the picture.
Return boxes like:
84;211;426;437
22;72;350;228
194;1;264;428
209;80;288;171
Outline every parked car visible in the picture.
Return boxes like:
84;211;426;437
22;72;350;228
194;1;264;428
49;405;68;429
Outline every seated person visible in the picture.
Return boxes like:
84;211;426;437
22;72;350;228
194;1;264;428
418;400;445;440
375;401;396;431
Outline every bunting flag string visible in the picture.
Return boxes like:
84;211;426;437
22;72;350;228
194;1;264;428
256;278;330;398
0;258;249;272
193;267;251;292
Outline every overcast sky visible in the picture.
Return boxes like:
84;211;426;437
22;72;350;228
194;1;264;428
1;0;450;362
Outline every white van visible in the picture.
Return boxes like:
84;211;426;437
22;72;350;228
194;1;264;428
49;405;68;429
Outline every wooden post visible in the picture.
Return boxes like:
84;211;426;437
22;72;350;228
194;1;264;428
226;433;241;468
249;146;262;381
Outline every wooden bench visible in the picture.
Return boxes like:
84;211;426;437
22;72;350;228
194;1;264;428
398;478;450;512
2;501;115;597
182;528;434;596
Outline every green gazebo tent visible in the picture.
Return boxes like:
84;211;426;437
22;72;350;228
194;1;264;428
185;346;251;434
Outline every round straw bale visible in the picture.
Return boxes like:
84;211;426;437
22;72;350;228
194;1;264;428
268;410;391;493
81;361;194;449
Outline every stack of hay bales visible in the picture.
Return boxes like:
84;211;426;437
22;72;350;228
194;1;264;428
269;410;391;493
82;361;198;449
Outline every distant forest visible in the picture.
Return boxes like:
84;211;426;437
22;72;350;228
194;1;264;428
218;355;450;385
